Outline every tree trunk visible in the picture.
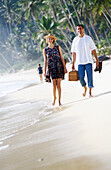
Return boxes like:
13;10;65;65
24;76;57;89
0;52;15;72
104;31;110;46
51;4;57;21
51;6;72;46
102;3;111;18
89;14;100;43
4;0;18;59
105;20;111;31
31;12;38;29
63;0;76;32
4;19;9;40
85;21;93;38
0;62;9;72
56;41;72;62
70;0;81;23
58;0;76;34
60;29;72;46
90;21;100;43
51;4;72;49
102;11;111;26
62;41;72;62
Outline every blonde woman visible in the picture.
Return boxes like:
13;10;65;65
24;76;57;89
43;34;67;106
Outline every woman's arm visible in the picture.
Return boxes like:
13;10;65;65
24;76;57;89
43;49;47;76
58;46;67;73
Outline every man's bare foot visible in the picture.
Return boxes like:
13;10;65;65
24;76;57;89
83;86;87;97
52;97;56;106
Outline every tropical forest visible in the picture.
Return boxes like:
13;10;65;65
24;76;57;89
0;0;111;73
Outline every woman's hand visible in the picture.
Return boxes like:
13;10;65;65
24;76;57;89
44;72;46;77
64;67;67;73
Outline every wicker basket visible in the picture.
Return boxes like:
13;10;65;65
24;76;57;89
68;70;79;81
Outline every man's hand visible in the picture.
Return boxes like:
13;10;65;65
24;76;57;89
92;49;99;67
72;64;75;70
96;59;99;67
72;52;76;70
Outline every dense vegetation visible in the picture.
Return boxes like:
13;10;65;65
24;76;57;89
0;0;111;73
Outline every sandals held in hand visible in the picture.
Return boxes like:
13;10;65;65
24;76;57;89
94;61;102;73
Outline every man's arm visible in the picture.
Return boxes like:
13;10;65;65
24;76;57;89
72;52;76;70
92;49;99;67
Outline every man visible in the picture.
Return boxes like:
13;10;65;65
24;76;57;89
71;24;99;97
38;64;43;82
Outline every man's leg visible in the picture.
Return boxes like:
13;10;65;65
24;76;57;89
78;65;87;96
85;63;93;97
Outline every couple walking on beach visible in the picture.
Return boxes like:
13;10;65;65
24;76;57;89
43;24;99;106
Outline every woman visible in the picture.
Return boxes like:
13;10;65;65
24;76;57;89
43;34;67;106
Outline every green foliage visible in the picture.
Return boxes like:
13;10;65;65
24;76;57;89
0;0;111;73
96;39;111;56
32;15;65;50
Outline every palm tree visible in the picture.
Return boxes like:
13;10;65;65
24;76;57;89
0;62;9;72
19;0;43;27
91;0;111;25
33;15;64;48
32;15;72;61
75;0;100;43
58;0;76;34
0;0;20;59
0;51;15;72
70;0;81;24
62;0;77;32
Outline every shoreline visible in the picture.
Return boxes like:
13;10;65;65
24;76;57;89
0;60;111;170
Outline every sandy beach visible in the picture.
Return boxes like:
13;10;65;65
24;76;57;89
0;60;111;170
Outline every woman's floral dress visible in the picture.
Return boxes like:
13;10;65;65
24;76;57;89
45;45;64;79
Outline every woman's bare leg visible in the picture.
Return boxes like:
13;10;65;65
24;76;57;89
57;78;62;106
52;79;56;105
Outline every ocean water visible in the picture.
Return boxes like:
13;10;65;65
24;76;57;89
0;80;38;97
0;79;52;151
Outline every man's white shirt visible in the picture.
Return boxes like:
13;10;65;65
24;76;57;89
71;34;96;65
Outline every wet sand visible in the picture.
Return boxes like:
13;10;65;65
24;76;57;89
0;61;111;170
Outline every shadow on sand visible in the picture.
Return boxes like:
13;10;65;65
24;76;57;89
94;90;111;98
64;90;111;106
44;91;111;114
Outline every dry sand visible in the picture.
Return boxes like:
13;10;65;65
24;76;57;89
0;60;111;170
